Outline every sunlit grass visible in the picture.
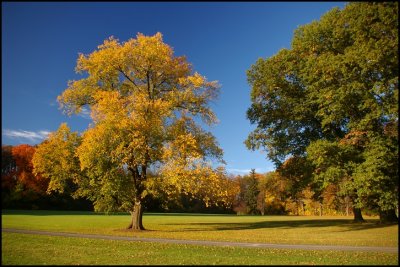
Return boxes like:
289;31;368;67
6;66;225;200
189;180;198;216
2;210;398;247
2;232;398;265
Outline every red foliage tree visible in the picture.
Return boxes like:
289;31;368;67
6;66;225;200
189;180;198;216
11;144;48;194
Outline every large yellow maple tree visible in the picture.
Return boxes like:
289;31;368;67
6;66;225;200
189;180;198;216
33;33;232;230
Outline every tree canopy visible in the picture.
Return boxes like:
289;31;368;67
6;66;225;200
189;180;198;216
33;32;230;230
245;2;398;222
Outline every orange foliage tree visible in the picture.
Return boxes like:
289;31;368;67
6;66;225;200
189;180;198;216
11;144;48;194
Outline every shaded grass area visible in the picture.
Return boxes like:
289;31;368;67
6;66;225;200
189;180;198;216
2;209;398;247
164;218;394;231
2;232;398;265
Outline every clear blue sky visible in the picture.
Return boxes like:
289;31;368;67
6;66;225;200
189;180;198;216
2;2;346;175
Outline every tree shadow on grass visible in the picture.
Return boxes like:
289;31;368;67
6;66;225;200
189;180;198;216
163;219;397;232
1;209;131;216
2;210;230;216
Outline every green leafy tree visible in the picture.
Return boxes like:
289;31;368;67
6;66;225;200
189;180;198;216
33;33;228;230
246;2;398;222
353;134;398;222
257;174;267;215
306;138;365;221
244;169;260;215
277;156;314;215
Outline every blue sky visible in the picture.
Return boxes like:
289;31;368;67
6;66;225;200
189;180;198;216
2;2;346;175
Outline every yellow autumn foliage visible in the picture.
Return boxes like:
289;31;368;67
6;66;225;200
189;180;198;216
35;33;228;221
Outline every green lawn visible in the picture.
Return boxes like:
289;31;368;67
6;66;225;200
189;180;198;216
2;210;398;265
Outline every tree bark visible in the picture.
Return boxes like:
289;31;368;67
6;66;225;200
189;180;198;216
379;209;398;223
127;164;146;230
353;207;364;222
126;201;145;230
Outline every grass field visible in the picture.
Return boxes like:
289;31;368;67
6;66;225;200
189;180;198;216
2;210;398;265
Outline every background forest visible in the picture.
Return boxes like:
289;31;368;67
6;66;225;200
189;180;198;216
1;144;382;218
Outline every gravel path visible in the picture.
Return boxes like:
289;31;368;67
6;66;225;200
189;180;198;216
2;228;398;253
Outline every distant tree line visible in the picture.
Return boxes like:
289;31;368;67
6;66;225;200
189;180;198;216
231;168;371;218
4;144;394;219
2;144;235;214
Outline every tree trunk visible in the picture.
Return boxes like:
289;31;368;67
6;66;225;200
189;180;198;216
126;201;145;230
353;207;364;222
379;209;398;224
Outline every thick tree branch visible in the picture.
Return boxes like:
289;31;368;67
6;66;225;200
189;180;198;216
117;67;139;89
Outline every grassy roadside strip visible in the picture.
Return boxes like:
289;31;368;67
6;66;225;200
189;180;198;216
2;232;398;265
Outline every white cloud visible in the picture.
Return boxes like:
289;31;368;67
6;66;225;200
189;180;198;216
3;129;51;143
78;107;91;119
49;101;57;107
